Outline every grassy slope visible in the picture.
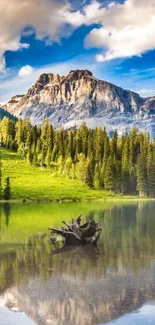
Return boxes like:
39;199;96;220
0;147;123;201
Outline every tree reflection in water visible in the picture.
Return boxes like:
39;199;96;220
0;202;155;324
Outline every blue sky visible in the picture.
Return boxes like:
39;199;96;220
1;0;155;102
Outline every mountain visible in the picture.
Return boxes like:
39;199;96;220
0;107;17;121
3;69;155;135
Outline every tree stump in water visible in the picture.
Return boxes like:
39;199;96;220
49;215;102;246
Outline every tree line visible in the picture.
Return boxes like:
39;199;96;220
0;116;155;197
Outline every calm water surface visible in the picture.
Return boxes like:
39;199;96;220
0;201;155;325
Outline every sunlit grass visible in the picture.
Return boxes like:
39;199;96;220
0;147;119;201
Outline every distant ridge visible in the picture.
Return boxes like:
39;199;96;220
3;69;155;136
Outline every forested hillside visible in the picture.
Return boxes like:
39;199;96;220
0;117;155;197
0;108;17;121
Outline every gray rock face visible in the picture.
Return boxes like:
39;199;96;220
3;70;155;134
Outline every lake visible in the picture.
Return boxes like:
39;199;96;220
0;201;155;325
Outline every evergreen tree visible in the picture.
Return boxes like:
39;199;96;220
70;163;76;179
23;118;32;148
15;118;24;147
111;129;118;158
87;129;94;158
75;129;82;158
94;162;101;189
100;162;105;189
76;154;87;183
66;130;74;160
0;160;2;199
64;157;73;177
137;153;147;197
102;135;110;169
85;158;94;188
1;115;155;197
45;148;52;167
129;138;134;168
104;157;114;192
58;130;65;158
94;127;104;162
58;156;64;175
113;160;122;193
121;138;130;194
27;148;33;164
147;146;155;197
130;167;137;195
32;151;38;166
80;122;88;157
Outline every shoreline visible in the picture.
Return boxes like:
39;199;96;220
1;196;155;204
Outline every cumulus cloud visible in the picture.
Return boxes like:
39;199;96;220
0;0;106;73
0;0;77;73
85;0;155;61
65;1;105;27
0;57;7;74
0;0;73;72
18;65;34;77
1;0;155;74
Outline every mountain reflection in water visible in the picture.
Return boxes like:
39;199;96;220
0;201;155;325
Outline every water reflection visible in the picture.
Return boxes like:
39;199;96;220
0;201;155;324
105;304;155;325
3;203;11;227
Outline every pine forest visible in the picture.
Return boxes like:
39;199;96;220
0;117;155;197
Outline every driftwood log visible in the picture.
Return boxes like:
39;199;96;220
49;215;102;246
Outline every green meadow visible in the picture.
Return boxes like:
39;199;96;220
0;147;123;201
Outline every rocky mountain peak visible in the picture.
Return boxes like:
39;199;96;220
67;69;93;81
3;69;155;136
25;69;95;99
37;69;93;86
37;73;60;85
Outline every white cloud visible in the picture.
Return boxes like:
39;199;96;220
136;88;155;97
1;0;155;73
65;1;105;27
0;0;110;73
84;0;155;61
0;0;73;72
0;0;79;73
18;65;34;77
0;101;7;106
0;57;6;74
1;0;155;98
0;0;109;74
